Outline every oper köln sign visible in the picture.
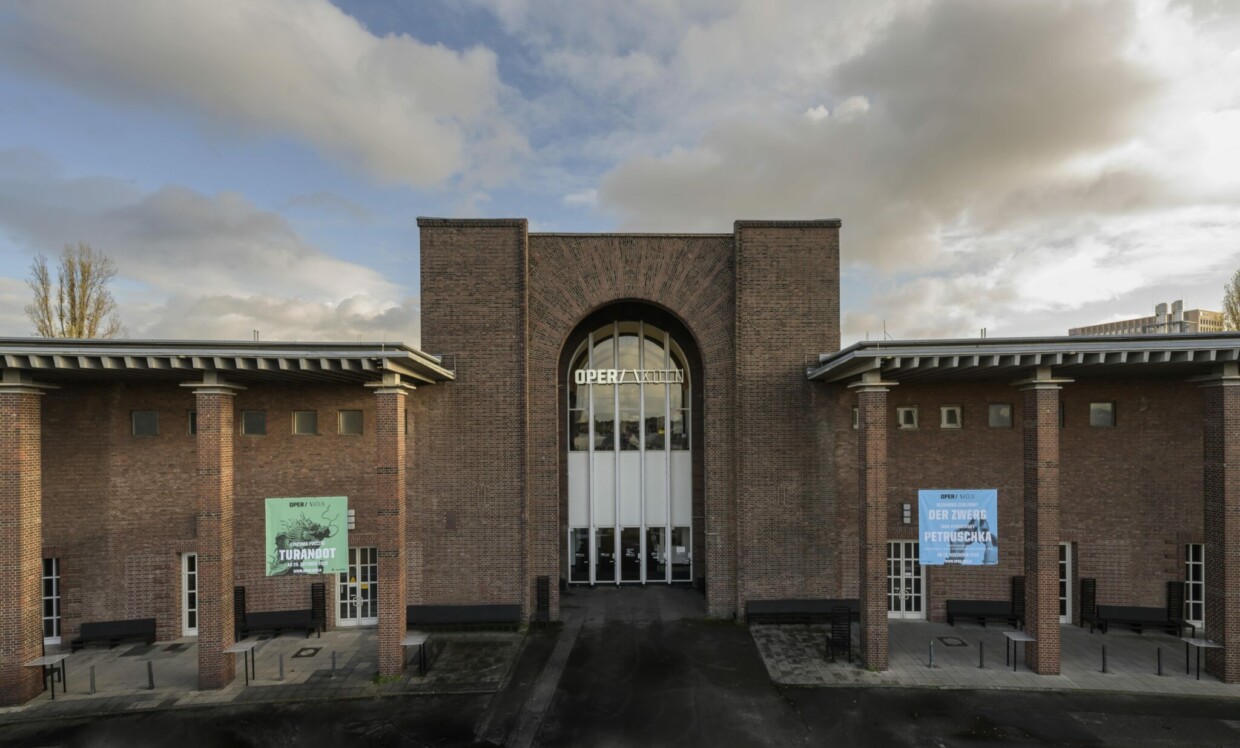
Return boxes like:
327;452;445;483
574;368;685;385
265;497;349;575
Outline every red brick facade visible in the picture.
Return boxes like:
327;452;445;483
2;219;1239;703
0;388;46;705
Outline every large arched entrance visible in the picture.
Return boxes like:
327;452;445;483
559;303;703;587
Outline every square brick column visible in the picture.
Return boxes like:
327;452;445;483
372;379;408;677
1201;365;1240;682
1020;372;1065;675
853;374;894;670
186;378;241;690
0;381;50;705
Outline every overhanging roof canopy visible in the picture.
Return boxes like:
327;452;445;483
0;338;454;386
808;334;1240;384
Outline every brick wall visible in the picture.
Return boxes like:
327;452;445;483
0;391;45;705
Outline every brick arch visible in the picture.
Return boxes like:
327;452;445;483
525;233;738;617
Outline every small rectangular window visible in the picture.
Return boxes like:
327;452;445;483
242;410;267;436
940;406;961;429
339;410;363;435
1089;402;1115;428
897;406;918;429
132;410;158;437
188;411;197;436
988;403;1012;428
852;407;859;430
42;557;60;643
293;410;318;435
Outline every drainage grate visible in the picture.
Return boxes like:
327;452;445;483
292;647;321;659
937;636;968;647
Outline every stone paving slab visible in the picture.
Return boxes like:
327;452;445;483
0;627;525;724
752;620;1240;696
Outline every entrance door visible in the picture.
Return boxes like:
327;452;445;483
566;321;693;585
1058;543;1072;624
182;553;198;636
337;547;378;626
888;541;924;619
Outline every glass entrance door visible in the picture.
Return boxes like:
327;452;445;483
888;541;924;619
566;321;692;585
337;547;378;626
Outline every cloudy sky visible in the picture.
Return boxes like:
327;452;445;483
1;0;1238;346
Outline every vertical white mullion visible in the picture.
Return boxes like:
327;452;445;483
638;321;646;585
587;330;595;586
665;329;672;584
612;321;620;584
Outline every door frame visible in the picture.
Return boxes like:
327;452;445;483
887;540;926;620
1058;542;1072;625
182;552;198;636
337;547;379;627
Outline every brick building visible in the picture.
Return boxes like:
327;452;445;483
2;217;1239;704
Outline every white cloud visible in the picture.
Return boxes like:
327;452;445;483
0;0;526;187
0;149;420;343
562;188;598;207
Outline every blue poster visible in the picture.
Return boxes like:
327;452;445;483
918;489;998;566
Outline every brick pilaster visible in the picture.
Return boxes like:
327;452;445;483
188;379;240;690
854;375;893;670
1201;366;1240;682
1021;377;1063;674
0;385;48;705
373;382;408;677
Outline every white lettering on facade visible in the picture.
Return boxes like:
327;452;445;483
574;369;685;385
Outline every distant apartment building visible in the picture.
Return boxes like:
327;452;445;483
1069;300;1225;336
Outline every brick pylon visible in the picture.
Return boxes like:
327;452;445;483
0;384;48;705
1021;373;1064;674
1202;365;1240;682
854;375;893;671
188;379;241;690
373;380;408;677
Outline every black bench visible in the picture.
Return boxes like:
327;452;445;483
406;604;522;630
946;600;1020;628
241;609;317;638
1095;605;1192;637
71;618;156;652
745;599;860;624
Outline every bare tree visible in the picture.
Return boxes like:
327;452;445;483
1226;268;1240;332
25;242;125;338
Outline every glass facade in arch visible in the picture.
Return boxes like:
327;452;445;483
567;321;692;584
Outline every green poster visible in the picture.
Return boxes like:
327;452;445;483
265;497;348;576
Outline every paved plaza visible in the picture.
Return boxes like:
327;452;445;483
752;619;1237;695
2;588;1238;745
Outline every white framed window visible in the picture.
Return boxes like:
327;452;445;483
851;407;859;430
293;410;318;435
182;553;198;636
988;403;1012;428
241;410;267;435
188;410;197;436
132;410;158;437
42;558;61;644
939;406;961;429
339;410;363;435
897;406;918;429
1058;543;1072;624
1089;401;1115;428
1185;543;1204;632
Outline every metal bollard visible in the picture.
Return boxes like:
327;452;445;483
1157;647;1162;676
89;665;96;695
978;641;985;669
147;661;155;690
279;653;285;681
928;639;934;669
330;651;336;679
1101;645;1107;674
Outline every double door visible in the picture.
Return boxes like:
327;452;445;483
888;541;924;619
337;547;378;626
